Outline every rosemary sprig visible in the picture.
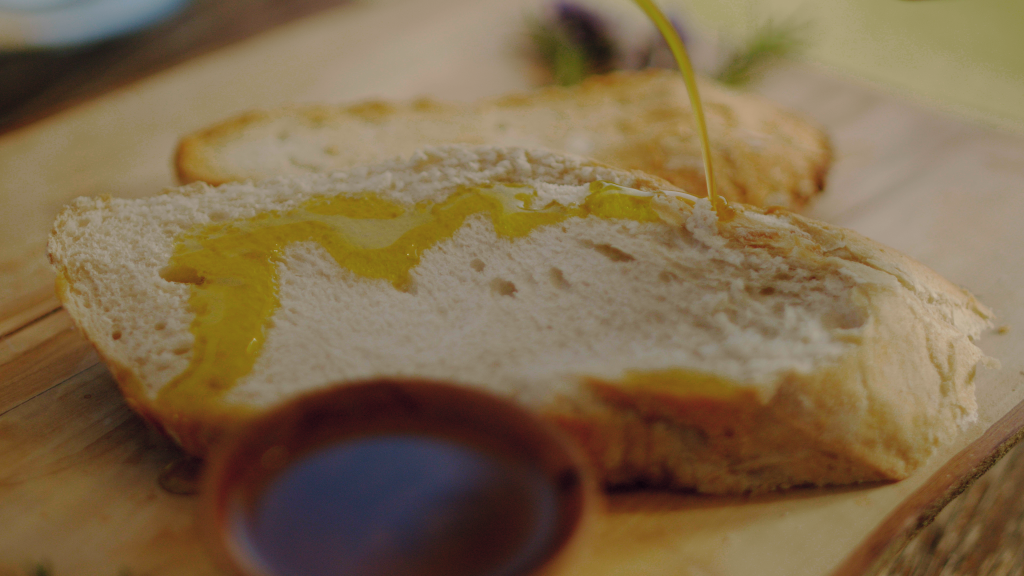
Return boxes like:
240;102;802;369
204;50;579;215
714;19;808;86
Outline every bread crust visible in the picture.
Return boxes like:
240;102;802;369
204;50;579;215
543;207;990;492
175;70;831;210
51;146;990;493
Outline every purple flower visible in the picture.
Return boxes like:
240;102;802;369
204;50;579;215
552;1;617;73
528;1;692;85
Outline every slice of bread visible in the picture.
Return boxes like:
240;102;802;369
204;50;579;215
49;146;991;493
176;70;831;211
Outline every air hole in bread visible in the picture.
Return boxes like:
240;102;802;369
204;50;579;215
549;268;571;289
288;156;320;171
173;345;191;356
659;270;679;283
208;211;228;222
760;286;776;296
490;278;517;297
824;309;868;331
470;259;486;272
323;145;340;156
159;265;205;286
155;322;167;331
76;218;91;227
582;240;635;262
111;330;122;341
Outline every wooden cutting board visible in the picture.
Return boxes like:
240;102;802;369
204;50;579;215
2;0;1023;574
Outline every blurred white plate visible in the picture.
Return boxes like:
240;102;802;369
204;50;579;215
0;0;189;50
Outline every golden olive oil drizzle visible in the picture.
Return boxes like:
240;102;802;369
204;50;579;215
158;182;682;411
619;369;740;400
631;0;721;213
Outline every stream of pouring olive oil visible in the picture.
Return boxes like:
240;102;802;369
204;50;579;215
155;0;721;416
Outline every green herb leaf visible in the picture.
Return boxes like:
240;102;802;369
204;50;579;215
526;17;590;86
715;19;808;87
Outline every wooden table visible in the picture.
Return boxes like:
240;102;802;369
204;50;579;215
2;1;1023;574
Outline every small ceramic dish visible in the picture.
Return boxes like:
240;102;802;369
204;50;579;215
201;378;599;576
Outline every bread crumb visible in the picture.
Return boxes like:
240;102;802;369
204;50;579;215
685;198;726;250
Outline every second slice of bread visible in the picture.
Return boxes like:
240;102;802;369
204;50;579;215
176;70;831;210
51;146;991;493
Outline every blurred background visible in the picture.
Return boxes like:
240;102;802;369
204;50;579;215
2;0;1022;134
682;0;1024;133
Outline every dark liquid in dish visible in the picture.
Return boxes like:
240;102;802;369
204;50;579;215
234;434;562;576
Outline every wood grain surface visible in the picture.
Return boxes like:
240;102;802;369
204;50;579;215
1;0;1023;574
880;424;1024;576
